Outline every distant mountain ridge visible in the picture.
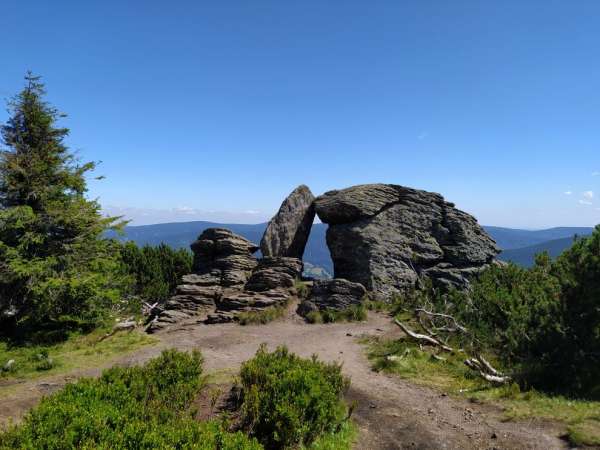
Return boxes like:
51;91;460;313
113;221;594;271
482;226;593;250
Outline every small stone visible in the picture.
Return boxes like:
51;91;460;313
491;432;498;439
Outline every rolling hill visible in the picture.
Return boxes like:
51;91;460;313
113;222;594;272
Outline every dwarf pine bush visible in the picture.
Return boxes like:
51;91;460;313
0;349;260;449
240;345;350;449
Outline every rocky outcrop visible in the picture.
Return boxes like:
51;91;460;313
245;257;303;292
307;278;367;311
191;228;259;287
260;185;315;258
147;230;299;331
314;184;499;296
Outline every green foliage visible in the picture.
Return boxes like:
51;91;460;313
0;349;261;449
453;259;563;369
118;241;192;303
0;329;155;382
417;227;600;397
550;228;600;397
308;305;367;324
238;302;288;326
305;311;324;324
240;345;350;449
364;335;600;446
0;73;126;340
294;280;310;299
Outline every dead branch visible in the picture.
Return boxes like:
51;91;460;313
415;308;468;333
476;353;502;377
464;356;511;385
394;319;453;352
417;314;437;336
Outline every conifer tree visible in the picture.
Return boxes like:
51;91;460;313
0;73;125;338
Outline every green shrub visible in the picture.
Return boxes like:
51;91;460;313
119;241;193;303
238;303;288;326
240;345;349;449
0;349;260;449
305;311;324;324
439;229;600;398
320;305;367;323
550;228;600;397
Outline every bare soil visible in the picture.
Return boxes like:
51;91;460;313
0;309;569;449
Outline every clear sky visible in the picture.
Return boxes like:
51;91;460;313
1;1;599;228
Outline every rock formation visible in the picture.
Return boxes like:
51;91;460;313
191;228;259;287
260;185;315;259
147;229;300;332
146;182;499;331
314;184;499;297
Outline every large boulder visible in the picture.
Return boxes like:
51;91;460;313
260;185;316;258
308;278;367;311
314;184;499;296
191;228;259;287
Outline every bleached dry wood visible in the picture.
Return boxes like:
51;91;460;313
464;356;511;385
476;353;503;377
415;308;468;333
394;319;453;352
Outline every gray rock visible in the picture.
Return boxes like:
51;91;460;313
191;228;258;287
245;257;303;292
296;300;318;317
315;184;499;296
308;279;367;311
260;185;316;258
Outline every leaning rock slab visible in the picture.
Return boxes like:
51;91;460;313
260;185;316;258
314;184;499;296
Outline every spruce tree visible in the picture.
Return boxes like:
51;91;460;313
0;73;125;339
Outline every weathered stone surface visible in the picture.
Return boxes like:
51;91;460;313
260;185;316;258
314;184;499;296
245;257;302;292
296;300;318;317
191;228;259;287
308;279;367;311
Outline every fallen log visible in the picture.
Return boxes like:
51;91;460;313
394;319;453;352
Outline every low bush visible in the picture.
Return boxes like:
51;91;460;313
238;303;288;326
313;305;367;324
0;349;260;449
305;310;324;324
240;345;350;449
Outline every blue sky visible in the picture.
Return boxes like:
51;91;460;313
1;1;599;228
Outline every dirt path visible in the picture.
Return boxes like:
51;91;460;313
0;312;567;449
